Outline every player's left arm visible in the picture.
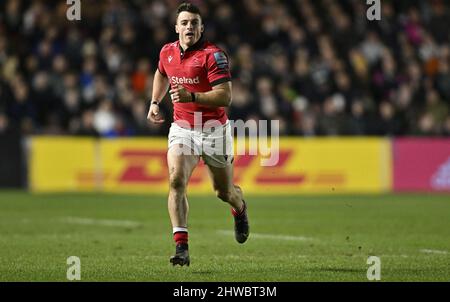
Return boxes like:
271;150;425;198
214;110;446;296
169;81;232;107
194;81;232;107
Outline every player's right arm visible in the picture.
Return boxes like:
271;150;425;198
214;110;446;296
147;69;169;124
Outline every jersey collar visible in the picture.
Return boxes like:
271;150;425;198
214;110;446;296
179;35;206;57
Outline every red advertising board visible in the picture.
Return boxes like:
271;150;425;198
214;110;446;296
394;139;450;192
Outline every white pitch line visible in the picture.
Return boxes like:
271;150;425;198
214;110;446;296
419;249;449;255
61;217;142;228
217;230;315;242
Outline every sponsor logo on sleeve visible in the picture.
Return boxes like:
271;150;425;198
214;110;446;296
213;52;229;69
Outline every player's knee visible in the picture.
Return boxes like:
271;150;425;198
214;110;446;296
169;174;186;191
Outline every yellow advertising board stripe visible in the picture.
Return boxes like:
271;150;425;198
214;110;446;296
30;137;97;192
30;137;392;194
99;138;170;193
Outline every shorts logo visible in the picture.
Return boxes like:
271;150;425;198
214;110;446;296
213;52;228;69
171;76;200;85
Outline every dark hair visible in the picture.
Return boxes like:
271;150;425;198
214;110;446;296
176;2;201;18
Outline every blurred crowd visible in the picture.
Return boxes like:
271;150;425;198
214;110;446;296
0;0;450;137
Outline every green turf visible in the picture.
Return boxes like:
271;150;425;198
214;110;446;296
0;191;449;281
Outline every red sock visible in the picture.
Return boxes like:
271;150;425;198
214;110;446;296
231;201;246;217
174;232;188;245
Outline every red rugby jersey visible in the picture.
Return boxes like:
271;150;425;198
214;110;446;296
158;37;231;127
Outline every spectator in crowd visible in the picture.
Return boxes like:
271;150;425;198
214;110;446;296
0;113;10;134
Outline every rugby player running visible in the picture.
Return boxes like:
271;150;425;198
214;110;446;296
147;2;249;266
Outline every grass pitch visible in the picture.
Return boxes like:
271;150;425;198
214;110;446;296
0;191;449;281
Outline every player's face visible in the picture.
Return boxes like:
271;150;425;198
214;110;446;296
176;11;204;48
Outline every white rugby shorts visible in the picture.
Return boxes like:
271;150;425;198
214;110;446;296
168;120;234;168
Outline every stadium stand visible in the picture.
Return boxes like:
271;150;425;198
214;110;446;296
0;0;449;137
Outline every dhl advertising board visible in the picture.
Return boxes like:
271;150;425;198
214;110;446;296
30;137;391;194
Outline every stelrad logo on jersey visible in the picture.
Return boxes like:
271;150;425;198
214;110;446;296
171;76;200;85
